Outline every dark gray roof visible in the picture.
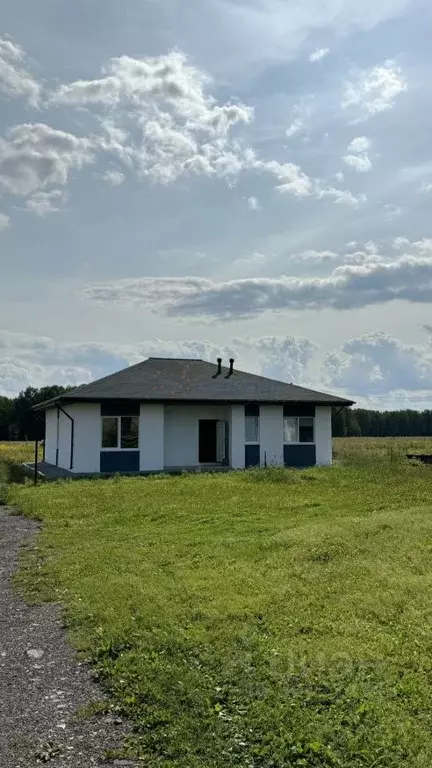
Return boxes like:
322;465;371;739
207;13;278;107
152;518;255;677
35;358;354;409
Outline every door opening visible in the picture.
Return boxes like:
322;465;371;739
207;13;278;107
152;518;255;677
199;420;218;463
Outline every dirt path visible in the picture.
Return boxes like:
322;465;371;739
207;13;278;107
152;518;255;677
0;507;136;768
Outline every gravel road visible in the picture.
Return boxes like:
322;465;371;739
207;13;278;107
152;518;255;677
0;506;137;768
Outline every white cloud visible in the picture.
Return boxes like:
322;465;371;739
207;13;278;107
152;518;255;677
421;182;432;193
257;159;313;197
285;100;312;139
292;249;340;263
235;335;317;385
343;153;372;172
309;47;330;63
51;51;237;122
100;169;125;186
25;189;66;216
324;332;432;399
347;136;371;153
247;196;261;211
50;51;255;186
0;123;94;197
291;247;380;266
316;185;366;206
50;50;360;204
0;37;41;107
342;60;407;118
343;135;372;172
0;38;383;218
0;41;364;207
364;240;379;255
286;118;304;138
83;250;432;319
0;212;10;232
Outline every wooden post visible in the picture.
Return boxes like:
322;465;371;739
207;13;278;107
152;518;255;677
34;439;38;486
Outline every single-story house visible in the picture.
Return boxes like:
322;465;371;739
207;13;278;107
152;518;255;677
34;357;354;475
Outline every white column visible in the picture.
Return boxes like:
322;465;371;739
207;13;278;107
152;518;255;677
71;403;101;473
44;408;57;465
140;404;164;471
57;409;72;470
230;405;245;469
315;406;333;466
260;405;284;467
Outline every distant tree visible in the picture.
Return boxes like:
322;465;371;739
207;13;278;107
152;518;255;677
10;385;72;441
355;409;371;437
332;408;347;437
345;409;362;437
0;396;13;440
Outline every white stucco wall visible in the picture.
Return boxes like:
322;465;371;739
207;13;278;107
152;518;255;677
44;408;57;465
230;405;245;469
315;406;333;466
45;403;101;473
71;403;101;473
140;404;164;471
57;409;72;470
164;405;230;467
260;405;284;466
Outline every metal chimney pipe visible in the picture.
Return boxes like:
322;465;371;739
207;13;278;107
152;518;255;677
217;357;222;374
229;358;234;375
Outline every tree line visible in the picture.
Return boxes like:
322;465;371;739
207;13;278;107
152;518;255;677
0;386;72;441
332;407;432;438
1;385;432;441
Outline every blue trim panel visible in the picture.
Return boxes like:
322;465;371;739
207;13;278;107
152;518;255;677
100;451;140;473
101;401;140;416
283;405;316;417
284;445;316;467
245;444;260;468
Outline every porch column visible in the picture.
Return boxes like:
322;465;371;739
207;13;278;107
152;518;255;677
140;404;164;471
260;405;284;467
315;406;332;466
230;405;245;469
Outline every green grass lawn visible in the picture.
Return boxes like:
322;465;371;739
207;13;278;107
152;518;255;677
6;439;432;767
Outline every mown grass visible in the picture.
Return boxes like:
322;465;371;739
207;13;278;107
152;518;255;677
6;439;432;767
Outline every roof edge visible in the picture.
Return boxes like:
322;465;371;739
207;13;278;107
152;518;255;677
35;395;355;408
33;397;62;411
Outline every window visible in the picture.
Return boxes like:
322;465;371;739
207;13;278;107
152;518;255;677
121;416;139;449
245;404;260;443
283;417;298;443
299;417;314;443
102;416;139;449
283;416;315;444
102;417;118;448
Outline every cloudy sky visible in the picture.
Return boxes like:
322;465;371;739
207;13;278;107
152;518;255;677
1;0;432;408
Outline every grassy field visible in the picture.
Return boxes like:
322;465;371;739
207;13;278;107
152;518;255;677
4;439;432;766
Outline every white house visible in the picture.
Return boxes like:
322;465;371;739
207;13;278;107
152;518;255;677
34;357;353;475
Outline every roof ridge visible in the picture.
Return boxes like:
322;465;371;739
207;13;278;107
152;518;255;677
147;357;204;361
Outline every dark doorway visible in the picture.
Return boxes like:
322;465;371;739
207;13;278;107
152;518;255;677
199;420;218;463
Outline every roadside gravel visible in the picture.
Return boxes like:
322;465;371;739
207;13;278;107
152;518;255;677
0;507;137;768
